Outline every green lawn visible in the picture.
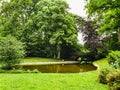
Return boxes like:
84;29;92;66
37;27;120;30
22;57;61;62
93;58;112;69
0;58;110;90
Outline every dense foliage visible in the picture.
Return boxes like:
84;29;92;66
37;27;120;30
106;70;120;90
98;68;110;84
1;0;120;62
85;0;120;51
85;1;120;89
98;68;120;90
35;0;78;59
77;19;107;61
0;0;83;59
107;51;120;69
0;36;25;69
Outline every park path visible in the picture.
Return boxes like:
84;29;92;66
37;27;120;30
20;61;80;65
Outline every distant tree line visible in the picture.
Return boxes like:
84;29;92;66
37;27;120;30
0;0;85;60
1;0;119;62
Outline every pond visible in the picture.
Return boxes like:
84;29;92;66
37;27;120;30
21;62;97;73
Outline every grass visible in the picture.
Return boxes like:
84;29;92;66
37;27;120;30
22;57;61;62
0;58;110;90
93;58;111;69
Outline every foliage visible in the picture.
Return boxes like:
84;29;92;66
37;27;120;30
85;0;120;34
85;0;120;51
98;68;110;84
0;36;25;70
107;51;120;69
102;33;120;51
0;0;36;37
98;69;120;90
72;14;85;32
79;20;106;61
35;0;78;59
79;53;95;63
106;70;120;90
61;43;86;60
0;0;80;59
97;59;120;90
98;68;120;90
0;0;40;56
84;21;106;55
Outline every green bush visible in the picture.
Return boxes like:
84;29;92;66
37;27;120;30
107;51;120;69
106;70;120;90
32;69;40;73
98;68;120;90
0;36;25;70
98;68;110;84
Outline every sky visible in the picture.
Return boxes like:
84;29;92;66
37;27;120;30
66;0;87;17
66;0;87;44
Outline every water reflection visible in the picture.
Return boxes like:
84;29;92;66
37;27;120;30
21;63;97;73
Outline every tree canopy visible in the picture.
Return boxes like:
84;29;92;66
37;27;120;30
85;0;120;35
0;0;82;59
85;0;120;51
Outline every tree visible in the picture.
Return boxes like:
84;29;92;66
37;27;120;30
0;0;35;37
83;20;101;54
82;20;106;61
85;0;120;49
102;33;120;50
0;36;25;70
0;0;41;56
35;0;78;59
107;51;120;69
0;0;79;59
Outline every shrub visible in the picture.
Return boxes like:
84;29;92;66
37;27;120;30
107;51;120;69
78;52;94;64
98;69;120;90
0;36;25;70
106;70;120;90
32;69;40;73
98;68;110;84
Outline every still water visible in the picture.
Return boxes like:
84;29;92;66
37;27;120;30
21;63;97;73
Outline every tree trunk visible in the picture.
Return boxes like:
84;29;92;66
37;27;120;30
57;50;61;59
57;45;61;59
53;53;56;59
117;28;120;42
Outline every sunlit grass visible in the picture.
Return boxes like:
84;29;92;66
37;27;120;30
0;58;110;90
22;57;61;62
0;72;109;90
93;58;112;69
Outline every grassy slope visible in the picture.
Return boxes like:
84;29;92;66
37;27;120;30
0;58;110;90
22;57;61;62
93;58;111;69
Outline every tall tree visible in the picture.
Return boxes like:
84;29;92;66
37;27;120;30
0;0;78;59
0;0;45;56
83;20;101;54
85;0;120;44
35;0;78;59
81;20;106;61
